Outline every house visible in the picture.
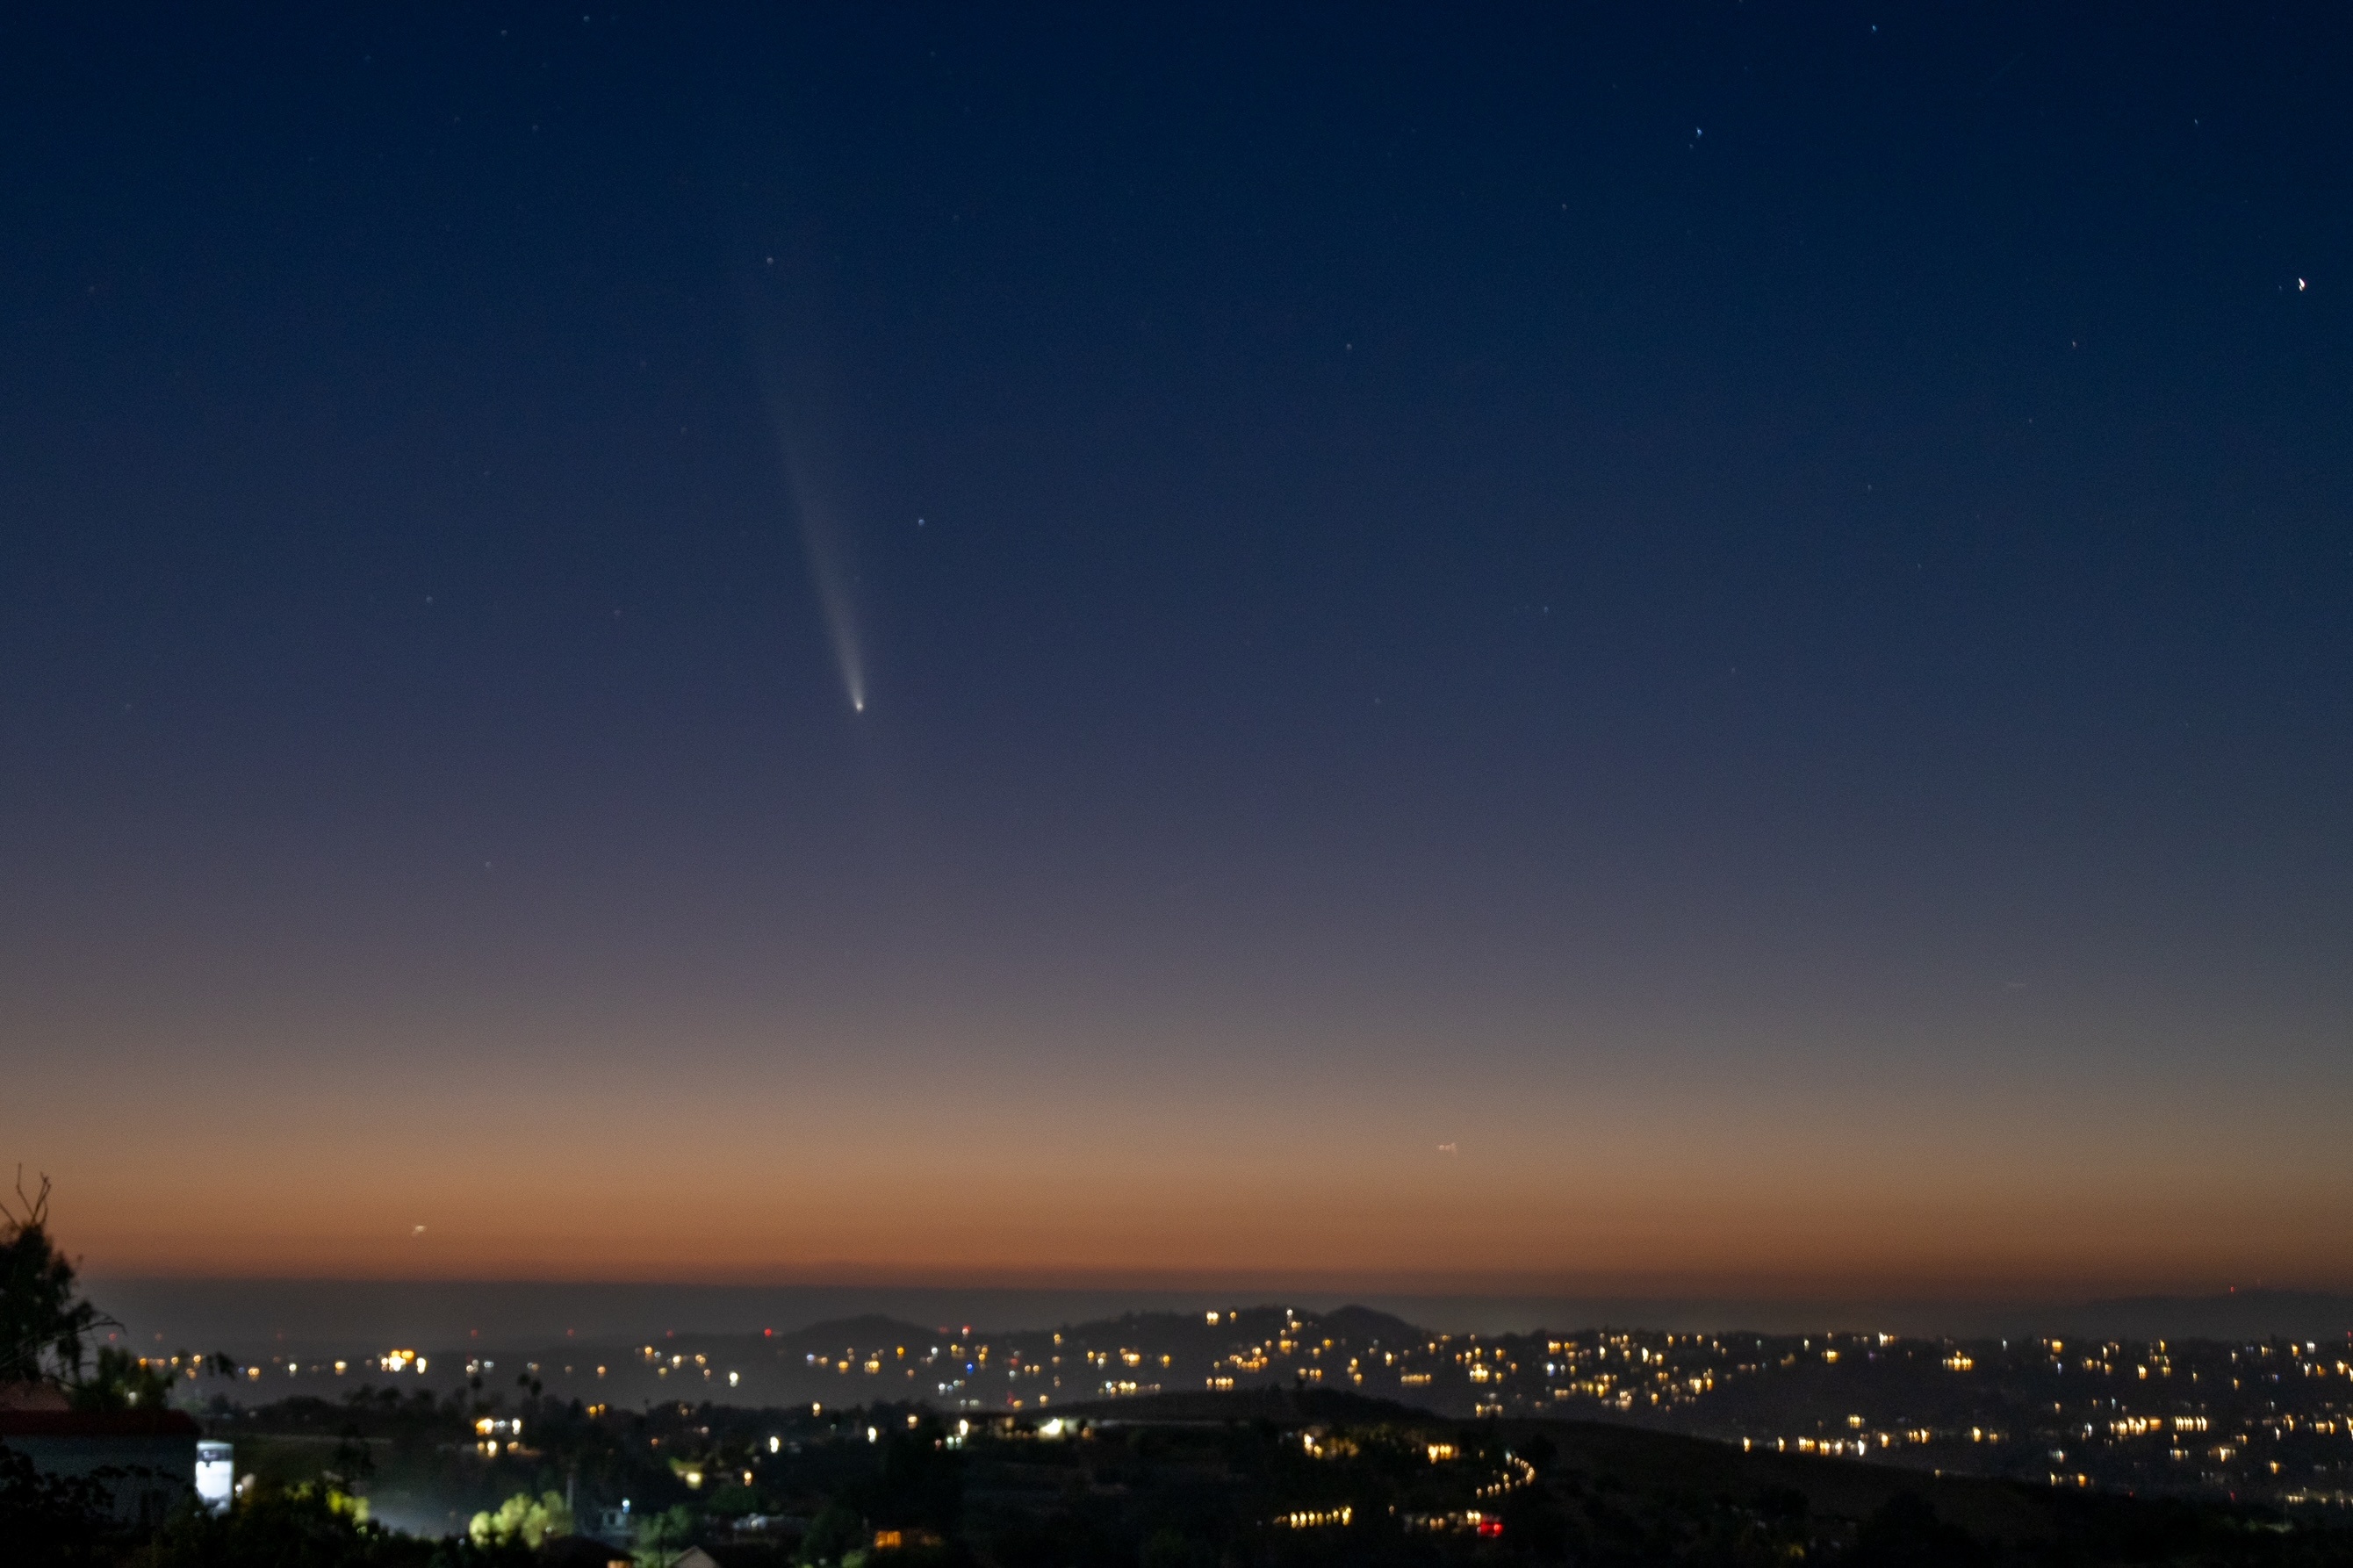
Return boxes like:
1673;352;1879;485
0;1384;204;1528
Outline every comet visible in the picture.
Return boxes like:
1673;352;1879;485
736;257;868;715
782;455;867;715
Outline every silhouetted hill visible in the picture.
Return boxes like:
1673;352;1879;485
1065;1385;1429;1426
1068;1384;2118;1535
774;1314;940;1350
1321;1304;1427;1344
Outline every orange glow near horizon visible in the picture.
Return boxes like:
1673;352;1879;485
23;1036;2353;1298
16;930;2353;1304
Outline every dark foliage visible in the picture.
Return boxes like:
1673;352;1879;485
0;1170;103;1383
129;1483;424;1568
0;1438;126;1567
853;1418;964;1533
1847;1492;1982;1568
70;1347;177;1413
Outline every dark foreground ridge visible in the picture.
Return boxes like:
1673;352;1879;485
1036;1386;2347;1565
1065;1386;2059;1536
281;1299;2353;1513
21;1346;2353;1564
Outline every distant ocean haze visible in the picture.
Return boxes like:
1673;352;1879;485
80;1278;2353;1364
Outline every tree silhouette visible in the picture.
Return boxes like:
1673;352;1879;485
0;1169;106;1385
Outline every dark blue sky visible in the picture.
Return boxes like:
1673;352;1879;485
4;4;2349;1290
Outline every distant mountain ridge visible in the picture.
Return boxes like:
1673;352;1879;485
669;1294;2353;1359
1319;1305;1428;1344
84;1277;2353;1363
773;1314;942;1350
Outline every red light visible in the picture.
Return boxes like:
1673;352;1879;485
1477;1521;1505;1536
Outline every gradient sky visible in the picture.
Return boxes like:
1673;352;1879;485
4;4;2349;1298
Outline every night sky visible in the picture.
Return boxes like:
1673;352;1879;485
5;4;2349;1298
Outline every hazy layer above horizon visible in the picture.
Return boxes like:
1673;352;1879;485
83;1278;2353;1361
